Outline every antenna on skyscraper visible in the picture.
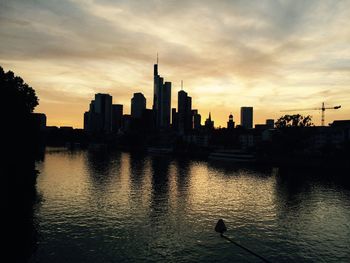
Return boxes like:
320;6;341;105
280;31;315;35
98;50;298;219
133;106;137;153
181;80;183;90
157;52;159;64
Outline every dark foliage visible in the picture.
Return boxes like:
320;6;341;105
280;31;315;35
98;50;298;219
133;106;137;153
0;66;38;115
1;65;40;262
275;114;313;128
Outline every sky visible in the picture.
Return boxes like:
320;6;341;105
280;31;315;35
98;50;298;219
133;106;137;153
1;0;349;128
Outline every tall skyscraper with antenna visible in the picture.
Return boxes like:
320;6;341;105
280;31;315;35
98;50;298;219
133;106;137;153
152;55;171;130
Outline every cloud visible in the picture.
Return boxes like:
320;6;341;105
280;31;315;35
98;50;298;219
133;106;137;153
0;0;349;127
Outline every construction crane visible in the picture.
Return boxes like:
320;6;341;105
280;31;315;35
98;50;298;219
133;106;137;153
281;102;341;126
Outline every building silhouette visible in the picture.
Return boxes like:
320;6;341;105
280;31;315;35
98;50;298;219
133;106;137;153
121;114;132;132
171;108;178;130
84;93;113;134
131;92;146;119
140;109;155;132
205;112;214;130
193;110;201;130
112;104;123;133
186;96;192;130
240;107;253;129
227;113;235;130
266;119;274;129
178;90;188;134
152;60;171;130
95;93;112;133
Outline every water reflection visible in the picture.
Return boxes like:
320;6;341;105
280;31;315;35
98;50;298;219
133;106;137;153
86;149;117;188
31;149;350;262
149;155;172;218
129;152;147;191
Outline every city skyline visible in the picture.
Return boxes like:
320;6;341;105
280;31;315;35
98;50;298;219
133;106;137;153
1;0;349;128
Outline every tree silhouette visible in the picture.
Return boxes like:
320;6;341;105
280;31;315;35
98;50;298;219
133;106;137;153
2;65;40;262
1;66;38;116
275;114;313;128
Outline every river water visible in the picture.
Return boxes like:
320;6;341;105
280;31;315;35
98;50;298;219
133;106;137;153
31;148;350;262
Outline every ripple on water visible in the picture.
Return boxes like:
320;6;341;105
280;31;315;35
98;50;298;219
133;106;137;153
33;149;350;262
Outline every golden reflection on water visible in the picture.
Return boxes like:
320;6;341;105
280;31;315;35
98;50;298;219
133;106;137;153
34;148;350;262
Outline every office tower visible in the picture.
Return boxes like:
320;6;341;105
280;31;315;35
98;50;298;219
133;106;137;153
240;107;253;129
112;104;123;132
193;110;201;130
177;87;193;134
84;93;112;134
186;96;192;130
131;93;146;119
152;59;171;130
227;113;235;130
266;119;274;129
161;81;171;128
178;90;188;134
95;93;112;133
172;108;178;130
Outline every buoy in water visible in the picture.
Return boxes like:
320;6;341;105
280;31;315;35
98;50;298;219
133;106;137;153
215;219;227;235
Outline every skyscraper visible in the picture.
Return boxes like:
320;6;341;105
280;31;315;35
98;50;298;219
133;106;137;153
95;93;112;133
178;90;188;134
131;92;146;119
84;93;113;134
161;81;171;128
186;96;192;130
192;109;201;130
177;89;193;134
171;108;178;130
240;107;253;129
152;58;171;130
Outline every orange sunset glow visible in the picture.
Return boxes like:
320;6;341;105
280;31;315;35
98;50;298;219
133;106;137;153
1;0;349;127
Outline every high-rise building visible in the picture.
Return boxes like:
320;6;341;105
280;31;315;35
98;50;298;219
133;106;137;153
240;107;253;129
95;93;112;133
178;90;187;134
112;104;123;132
186;96;192;130
192;110;201;130
171;108;178;130
177;89;193;134
131;92;146;119
84;93;113;134
161;81;171;128
152;59;171;130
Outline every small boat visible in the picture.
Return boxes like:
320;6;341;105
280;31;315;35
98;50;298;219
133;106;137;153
208;149;256;162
